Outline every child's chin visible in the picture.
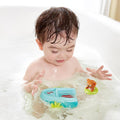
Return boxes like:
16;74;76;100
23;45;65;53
54;61;65;66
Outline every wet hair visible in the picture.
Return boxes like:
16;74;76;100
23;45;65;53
35;7;79;45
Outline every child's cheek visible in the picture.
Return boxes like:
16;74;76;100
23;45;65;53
47;53;57;61
67;52;74;58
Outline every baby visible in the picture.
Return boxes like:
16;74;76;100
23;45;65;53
23;7;112;118
23;7;112;95
24;7;112;118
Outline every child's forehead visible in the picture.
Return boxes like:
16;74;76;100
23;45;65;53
43;30;77;49
46;39;76;49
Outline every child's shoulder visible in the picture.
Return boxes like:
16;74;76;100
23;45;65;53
33;57;44;64
27;57;44;69
71;56;82;68
23;57;44;80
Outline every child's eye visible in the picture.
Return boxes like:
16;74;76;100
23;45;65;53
66;49;73;52
51;51;58;53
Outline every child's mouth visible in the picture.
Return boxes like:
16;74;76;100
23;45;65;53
56;60;65;63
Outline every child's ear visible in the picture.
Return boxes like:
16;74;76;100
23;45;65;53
36;39;43;50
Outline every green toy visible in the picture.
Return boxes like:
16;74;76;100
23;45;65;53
84;79;98;95
84;87;98;95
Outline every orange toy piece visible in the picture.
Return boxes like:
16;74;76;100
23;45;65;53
86;79;96;92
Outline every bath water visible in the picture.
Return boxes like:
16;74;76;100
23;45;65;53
23;63;120;120
0;62;120;120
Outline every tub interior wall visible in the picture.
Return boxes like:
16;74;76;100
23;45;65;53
0;7;120;79
77;13;120;79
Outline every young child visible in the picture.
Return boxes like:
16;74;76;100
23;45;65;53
23;7;112;96
23;7;112;118
23;8;112;118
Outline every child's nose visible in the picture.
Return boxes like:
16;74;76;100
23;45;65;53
58;51;66;59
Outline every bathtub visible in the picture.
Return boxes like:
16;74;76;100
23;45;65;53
0;7;120;120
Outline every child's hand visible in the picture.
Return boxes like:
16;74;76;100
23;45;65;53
31;71;45;96
31;80;42;96
86;65;112;80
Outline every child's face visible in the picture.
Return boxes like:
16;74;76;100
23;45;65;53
42;31;77;66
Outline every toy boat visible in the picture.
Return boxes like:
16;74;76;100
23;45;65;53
40;88;78;108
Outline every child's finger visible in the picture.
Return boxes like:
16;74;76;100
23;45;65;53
104;74;112;77
97;65;104;72
86;68;93;72
34;80;42;85
32;85;38;96
104;77;112;80
102;70;108;73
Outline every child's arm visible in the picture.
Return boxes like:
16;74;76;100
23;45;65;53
74;58;112;80
23;72;44;95
23;62;44;95
86;65;112;80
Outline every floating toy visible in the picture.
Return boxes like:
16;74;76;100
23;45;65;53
40;88;78;108
84;79;98;95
